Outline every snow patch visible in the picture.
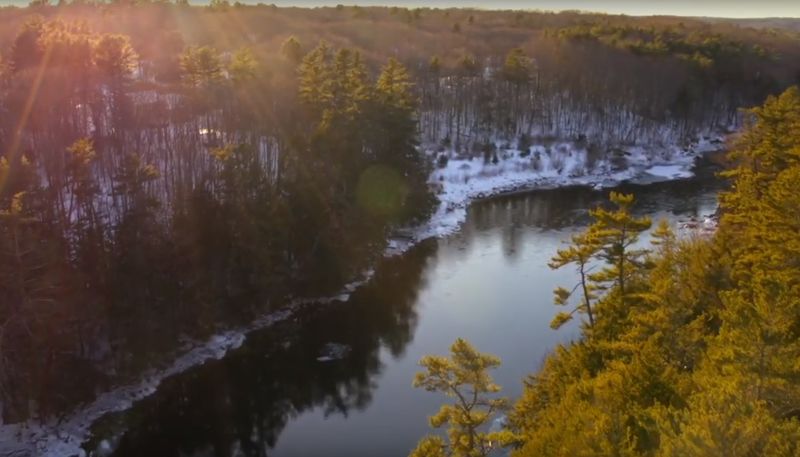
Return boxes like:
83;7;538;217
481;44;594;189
645;164;694;179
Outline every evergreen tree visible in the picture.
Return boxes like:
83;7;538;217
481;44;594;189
298;42;332;108
588;192;652;311
180;46;223;88
93;34;137;133
372;57;418;165
228;47;258;86
280;36;304;65
501;48;532;84
429;55;442;75
10;16;44;72
93;34;137;82
549;192;650;333
548;231;601;329
411;338;513;457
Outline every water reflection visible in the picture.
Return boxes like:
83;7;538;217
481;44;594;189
90;176;724;457
458;178;722;264
90;242;435;457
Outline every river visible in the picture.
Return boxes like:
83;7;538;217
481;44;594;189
86;173;722;457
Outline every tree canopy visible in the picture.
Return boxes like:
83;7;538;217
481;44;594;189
510;86;800;457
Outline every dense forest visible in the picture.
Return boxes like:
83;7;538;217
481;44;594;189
0;1;799;431
506;86;800;457
408;88;800;457
0;2;436;424
505;87;800;456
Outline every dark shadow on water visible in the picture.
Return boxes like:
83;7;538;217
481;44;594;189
85;241;437;457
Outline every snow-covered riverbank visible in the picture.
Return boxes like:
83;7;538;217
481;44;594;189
0;136;725;457
396;137;722;249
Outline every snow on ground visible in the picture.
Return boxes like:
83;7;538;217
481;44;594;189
398;136;722;246
644;164;695;179
0;134;724;457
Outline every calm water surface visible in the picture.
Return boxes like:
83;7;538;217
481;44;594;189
90;177;722;457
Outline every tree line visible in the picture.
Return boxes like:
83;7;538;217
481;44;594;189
2;3;800;152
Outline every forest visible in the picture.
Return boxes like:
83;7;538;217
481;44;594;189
0;1;799;448
409;87;800;457
507;86;800;457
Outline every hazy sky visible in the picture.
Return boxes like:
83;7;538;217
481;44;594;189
264;1;800;18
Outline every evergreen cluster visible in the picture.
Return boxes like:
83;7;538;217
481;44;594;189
508;87;800;456
0;17;429;423
551;24;769;63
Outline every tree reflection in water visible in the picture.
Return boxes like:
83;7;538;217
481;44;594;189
86;241;436;457
456;176;723;263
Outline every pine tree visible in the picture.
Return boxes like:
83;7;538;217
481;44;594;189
429;55;442;75
93;34;137;82
589;192;652;309
501;48;532;84
297;41;333;113
180;46;223;88
345;51;371;114
10;16;44;72
63;138;101;239
411;338;513;457
708;87;800;428
93;34;137;134
113;153;159;216
280;36;303;65
375;57;416;112
514;87;800;457
228;47;258;86
373;57;418;160
548;231;601;329
549;192;650;334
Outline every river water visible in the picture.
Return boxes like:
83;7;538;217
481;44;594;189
88;175;722;457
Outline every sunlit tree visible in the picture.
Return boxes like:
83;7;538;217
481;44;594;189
411;338;513;457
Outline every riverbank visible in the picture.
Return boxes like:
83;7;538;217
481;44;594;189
0;136;726;457
395;136;723;251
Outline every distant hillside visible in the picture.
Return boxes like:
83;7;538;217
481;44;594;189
703;17;800;32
